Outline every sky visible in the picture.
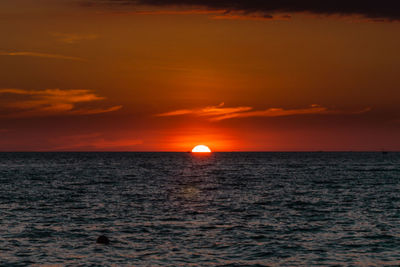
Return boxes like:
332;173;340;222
0;0;399;151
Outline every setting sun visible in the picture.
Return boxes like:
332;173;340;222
191;145;212;153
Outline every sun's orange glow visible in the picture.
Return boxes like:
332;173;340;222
0;1;399;152
191;145;212;153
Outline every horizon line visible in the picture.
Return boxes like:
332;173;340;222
0;150;398;153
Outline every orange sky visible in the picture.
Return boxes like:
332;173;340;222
0;0;399;151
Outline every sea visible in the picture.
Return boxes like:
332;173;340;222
0;152;400;266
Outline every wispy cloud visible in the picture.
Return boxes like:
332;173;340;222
50;133;143;151
84;0;400;21
123;9;226;16
0;89;122;117
157;102;252;118
51;32;98;44
124;9;291;21
157;103;371;121
0;51;85;61
212;13;291;21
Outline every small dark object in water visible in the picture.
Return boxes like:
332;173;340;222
96;235;110;245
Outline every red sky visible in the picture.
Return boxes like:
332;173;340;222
0;0;399;151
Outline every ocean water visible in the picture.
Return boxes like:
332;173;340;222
1;152;400;266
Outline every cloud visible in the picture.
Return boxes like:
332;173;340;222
212;13;291;21
84;0;400;21
157;102;252;118
123;9;226;15
51;32;98;44
50;133;143;151
157;103;370;121
69;105;123;115
0;51;85;61
0;89;122;117
119;9;291;21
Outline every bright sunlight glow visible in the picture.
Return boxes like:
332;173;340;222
191;145;212;153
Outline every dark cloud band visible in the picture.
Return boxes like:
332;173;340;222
88;0;400;20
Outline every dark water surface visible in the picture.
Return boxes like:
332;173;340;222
1;152;400;266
